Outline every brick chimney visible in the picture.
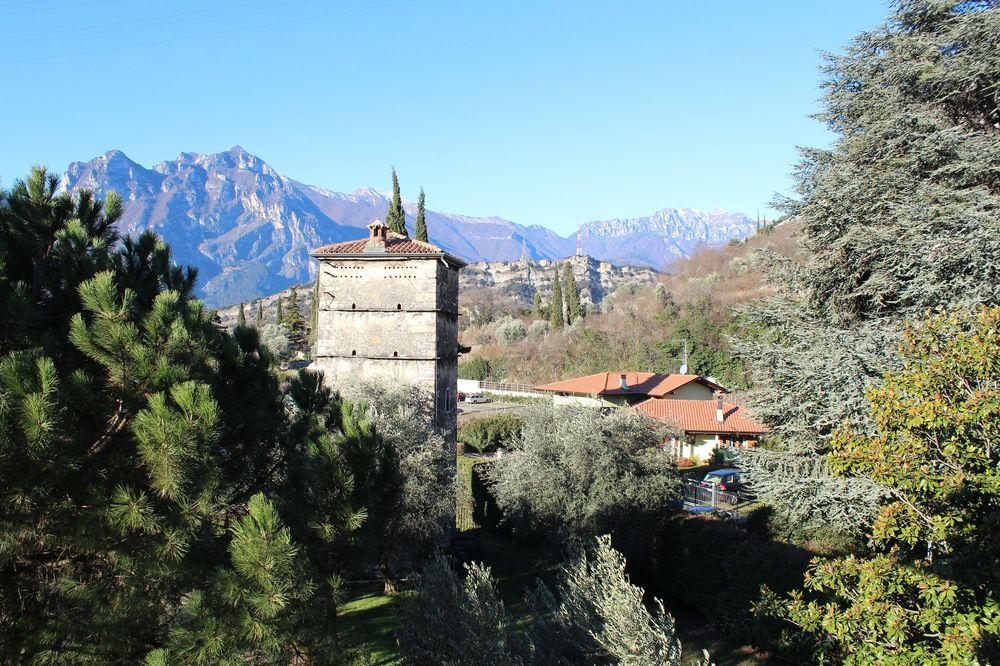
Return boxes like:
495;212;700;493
366;220;388;252
715;392;725;423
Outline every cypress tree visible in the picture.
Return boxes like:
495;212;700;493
282;286;307;347
237;302;247;327
276;296;284;325
415;188;428;242
386;168;407;235
255;301;263;326
549;265;564;329
532;291;543;317
563;262;581;324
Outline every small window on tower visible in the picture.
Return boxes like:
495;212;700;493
393;351;398;357
396;303;401;310
351;303;356;310
351;350;356;356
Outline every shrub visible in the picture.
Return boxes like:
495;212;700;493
527;319;550;337
458;356;507;381
457;413;523;454
471;463;502;530
398;537;693;665
495;317;527;344
642;514;814;652
458;356;490;381
258;322;290;359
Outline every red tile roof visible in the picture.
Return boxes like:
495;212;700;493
312;230;446;256
632;398;769;435
535;372;726;397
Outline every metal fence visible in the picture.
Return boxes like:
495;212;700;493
479;380;547;395
682;479;741;508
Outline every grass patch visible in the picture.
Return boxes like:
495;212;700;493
336;586;403;664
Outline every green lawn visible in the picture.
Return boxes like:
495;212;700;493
335;586;403;664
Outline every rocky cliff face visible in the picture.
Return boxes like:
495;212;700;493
61;146;755;306
461;255;658;307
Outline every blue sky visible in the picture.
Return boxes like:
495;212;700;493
1;0;887;235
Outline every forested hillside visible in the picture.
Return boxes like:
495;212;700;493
458;219;799;387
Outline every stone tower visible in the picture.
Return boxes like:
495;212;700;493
309;220;464;440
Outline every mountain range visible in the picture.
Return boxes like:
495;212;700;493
59;146;759;306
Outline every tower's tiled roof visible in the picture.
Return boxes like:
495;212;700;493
312;230;444;255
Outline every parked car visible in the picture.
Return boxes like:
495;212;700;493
698;468;748;495
464;392;490;404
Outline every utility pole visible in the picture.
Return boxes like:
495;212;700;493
670;338;689;373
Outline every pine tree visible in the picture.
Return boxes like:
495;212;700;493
563;262;581;324
386;168;407;235
414;188;428;242
0;168;365;661
549;265;564;329
254;301;263;326
237;302;246;327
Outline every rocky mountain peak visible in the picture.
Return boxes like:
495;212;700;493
59;147;758;306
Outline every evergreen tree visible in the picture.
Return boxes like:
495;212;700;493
0;168;363;661
254;301;263;326
385;168;407;235
532;291;544;317
237;301;246;327
414;187;428;242
282;286;307;348
275;296;284;325
733;0;1000;535
549;265;564;329
563;262;581;324
760;308;1000;662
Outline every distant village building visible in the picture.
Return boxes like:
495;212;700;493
310;221;465;440
536;370;768;460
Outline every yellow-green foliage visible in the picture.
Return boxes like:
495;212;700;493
770;308;1000;663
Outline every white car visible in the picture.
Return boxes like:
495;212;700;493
464;392;490;404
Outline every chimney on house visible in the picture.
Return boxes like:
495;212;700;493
715;392;725;423
366;220;388;253
619;373;628;390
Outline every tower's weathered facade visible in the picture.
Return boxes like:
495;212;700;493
310;221;464;439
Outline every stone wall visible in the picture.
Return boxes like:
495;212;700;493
314;254;460;441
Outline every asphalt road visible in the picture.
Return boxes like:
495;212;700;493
457;401;528;425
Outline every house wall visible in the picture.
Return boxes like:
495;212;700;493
668;433;760;461
666;382;715;400
314;254;460;441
